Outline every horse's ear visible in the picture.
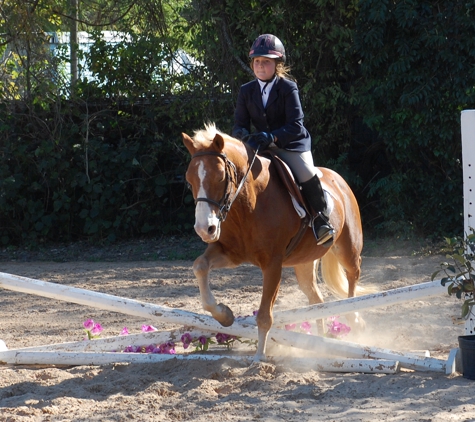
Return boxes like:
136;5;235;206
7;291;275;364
182;133;196;155
212;133;225;152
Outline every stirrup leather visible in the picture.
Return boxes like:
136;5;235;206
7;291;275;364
311;212;335;246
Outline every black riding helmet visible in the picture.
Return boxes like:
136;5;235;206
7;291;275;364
249;34;286;63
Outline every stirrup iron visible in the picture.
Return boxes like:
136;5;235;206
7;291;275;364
311;212;335;247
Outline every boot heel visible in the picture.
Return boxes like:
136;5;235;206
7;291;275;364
311;213;335;247
300;175;335;247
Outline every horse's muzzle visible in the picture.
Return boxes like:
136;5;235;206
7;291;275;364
194;205;221;243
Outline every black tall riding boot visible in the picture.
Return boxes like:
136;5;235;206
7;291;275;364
300;175;335;247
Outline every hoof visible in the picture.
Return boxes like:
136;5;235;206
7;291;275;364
350;312;366;332
252;353;266;364
215;303;235;327
246;360;276;377
344;313;366;339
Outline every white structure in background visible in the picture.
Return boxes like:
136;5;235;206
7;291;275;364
0;31;199;98
461;109;475;335
47;31;198;82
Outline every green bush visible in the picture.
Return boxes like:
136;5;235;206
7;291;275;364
353;0;474;236
0;30;236;246
0;100;194;245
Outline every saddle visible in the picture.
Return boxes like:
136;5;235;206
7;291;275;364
260;150;311;256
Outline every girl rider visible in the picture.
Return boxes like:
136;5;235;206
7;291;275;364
232;33;334;246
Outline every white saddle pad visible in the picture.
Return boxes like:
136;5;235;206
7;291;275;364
291;189;333;220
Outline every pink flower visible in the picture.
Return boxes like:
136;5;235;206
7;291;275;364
91;323;103;335
159;342;176;354
300;321;312;333
285;323;296;331
181;333;193;349
216;333;236;344
141;325;157;332
83;319;95;330
327;317;351;338
144;344;156;353
120;327;129;336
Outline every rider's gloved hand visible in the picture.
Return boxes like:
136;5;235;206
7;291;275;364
246;132;274;151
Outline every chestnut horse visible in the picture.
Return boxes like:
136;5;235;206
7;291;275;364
183;123;365;362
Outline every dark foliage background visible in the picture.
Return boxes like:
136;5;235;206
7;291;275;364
1;0;474;246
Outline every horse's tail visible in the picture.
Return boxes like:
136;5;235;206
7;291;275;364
318;249;375;299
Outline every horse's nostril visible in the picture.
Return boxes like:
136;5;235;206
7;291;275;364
208;225;216;235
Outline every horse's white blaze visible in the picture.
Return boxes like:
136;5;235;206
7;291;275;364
194;161;221;242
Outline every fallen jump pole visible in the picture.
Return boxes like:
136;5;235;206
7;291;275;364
0;328;214;353
272;280;447;326
0;272;446;372
0;350;400;374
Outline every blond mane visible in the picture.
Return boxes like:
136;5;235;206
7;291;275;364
192;122;229;148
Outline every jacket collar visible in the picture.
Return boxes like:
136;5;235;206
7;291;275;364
252;76;281;110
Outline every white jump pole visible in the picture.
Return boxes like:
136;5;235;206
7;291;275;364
1;352;252;365
0;271;252;332
0;272;446;372
271;280;446;326
272;357;400;374
1;328;214;353
461;109;475;335
0;351;399;374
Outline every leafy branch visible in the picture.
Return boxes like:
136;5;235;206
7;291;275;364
432;232;475;318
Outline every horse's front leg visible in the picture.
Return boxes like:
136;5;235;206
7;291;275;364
192;243;236;327
254;258;283;362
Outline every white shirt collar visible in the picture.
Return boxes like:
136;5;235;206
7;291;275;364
257;77;276;108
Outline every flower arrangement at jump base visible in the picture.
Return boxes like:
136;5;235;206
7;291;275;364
123;325;177;354
180;331;239;352
82;314;351;355
283;316;351;339
82;319;239;354
83;319;104;340
326;316;352;338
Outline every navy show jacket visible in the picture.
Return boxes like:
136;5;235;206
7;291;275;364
232;76;311;152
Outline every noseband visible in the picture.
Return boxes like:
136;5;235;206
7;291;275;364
190;148;259;222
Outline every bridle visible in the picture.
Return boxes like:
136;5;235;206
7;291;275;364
190;147;259;222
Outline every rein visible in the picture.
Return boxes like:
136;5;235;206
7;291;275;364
191;146;260;222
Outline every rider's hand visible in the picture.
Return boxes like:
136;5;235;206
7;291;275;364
246;132;274;151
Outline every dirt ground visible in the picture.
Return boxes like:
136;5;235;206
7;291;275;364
0;237;474;421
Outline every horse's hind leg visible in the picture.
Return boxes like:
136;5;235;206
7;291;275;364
328;231;365;331
192;243;236;327
293;260;326;334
